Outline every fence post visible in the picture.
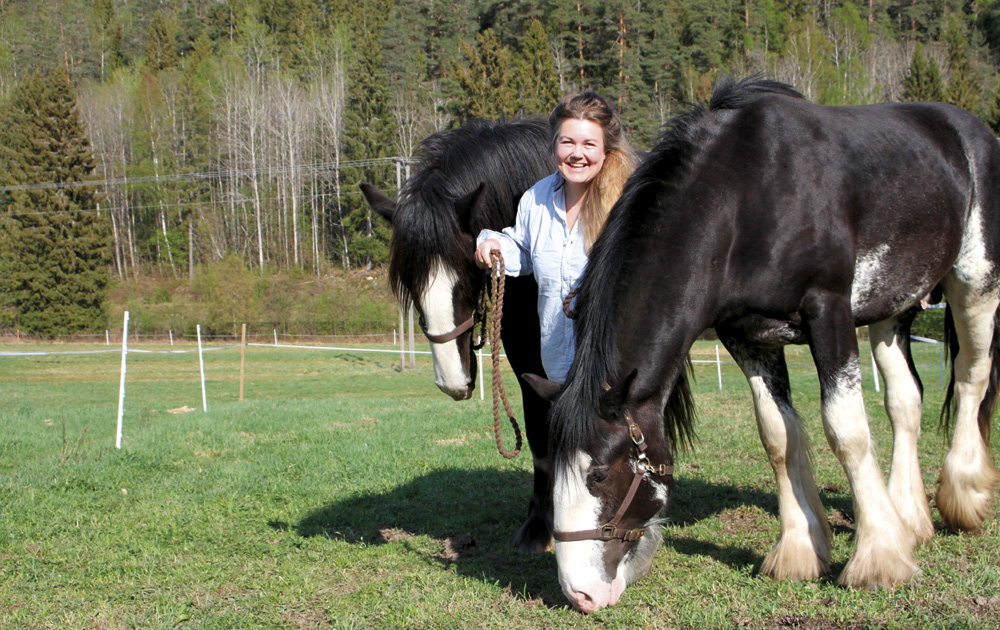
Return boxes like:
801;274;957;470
197;325;207;412
871;349;880;393
398;306;405;371
716;344;723;392
240;323;247;402
408;303;416;368
115;311;129;450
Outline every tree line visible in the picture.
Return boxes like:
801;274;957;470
2;0;1000;333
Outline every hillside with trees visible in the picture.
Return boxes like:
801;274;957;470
1;0;999;335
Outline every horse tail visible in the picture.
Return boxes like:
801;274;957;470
664;359;697;452
939;303;1000;444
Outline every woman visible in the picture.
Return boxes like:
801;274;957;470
474;91;637;383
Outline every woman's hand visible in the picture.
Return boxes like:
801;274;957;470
475;238;502;269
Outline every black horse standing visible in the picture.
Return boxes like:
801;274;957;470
539;77;1000;612
362;118;558;551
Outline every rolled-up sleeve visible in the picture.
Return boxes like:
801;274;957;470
474;173;587;383
476;222;532;276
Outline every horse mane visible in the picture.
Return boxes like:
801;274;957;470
550;76;803;462
387;118;552;305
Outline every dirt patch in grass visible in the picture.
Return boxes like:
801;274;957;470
330;417;380;428
747;614;866;629
377;526;415;544
718;505;773;537
439;532;476;561
827;509;855;534
282;606;330;629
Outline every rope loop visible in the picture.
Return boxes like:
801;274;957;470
487;251;522;459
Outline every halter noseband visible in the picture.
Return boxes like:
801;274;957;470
552;415;674;543
418;313;476;344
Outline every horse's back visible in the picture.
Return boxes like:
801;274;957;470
701;94;1000;322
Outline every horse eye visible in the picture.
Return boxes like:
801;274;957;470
588;468;609;484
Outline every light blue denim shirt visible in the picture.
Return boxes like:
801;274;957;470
476;173;587;383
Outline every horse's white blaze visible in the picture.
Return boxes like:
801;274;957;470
553;451;662;612
553;451;616;612
419;264;469;399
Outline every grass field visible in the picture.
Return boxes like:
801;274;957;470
1;339;998;629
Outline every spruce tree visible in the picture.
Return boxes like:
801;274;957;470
943;16;981;113
901;42;945;102
342;29;394;267
515;19;561;116
145;10;179;72
450;28;518;121
0;71;110;336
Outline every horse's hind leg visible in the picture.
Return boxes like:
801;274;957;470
723;339;831;580
869;318;935;544
802;291;918;588
936;278;1000;533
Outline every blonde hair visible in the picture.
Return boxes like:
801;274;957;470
549;91;638;250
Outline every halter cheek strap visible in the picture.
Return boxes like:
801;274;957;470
552;418;674;543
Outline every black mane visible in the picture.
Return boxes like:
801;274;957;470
387;118;552;305
550;76;804;461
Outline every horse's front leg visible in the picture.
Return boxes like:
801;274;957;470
513;384;553;552
803;291;918;588
723;338;831;580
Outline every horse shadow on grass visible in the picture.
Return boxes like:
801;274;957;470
284;469;856;606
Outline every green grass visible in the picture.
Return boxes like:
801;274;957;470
1;340;998;629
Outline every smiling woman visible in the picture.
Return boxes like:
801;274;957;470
474;91;638;385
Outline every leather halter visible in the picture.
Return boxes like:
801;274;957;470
418;313;476;344
553;416;674;543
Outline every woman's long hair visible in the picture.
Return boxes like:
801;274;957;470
549;91;638;250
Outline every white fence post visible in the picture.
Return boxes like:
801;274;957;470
716;344;723;392
197;325;207;412
115;311;129;449
871;349;880;393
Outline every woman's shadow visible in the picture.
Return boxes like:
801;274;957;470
282;468;856;606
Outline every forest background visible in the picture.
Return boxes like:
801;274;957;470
0;0;992;337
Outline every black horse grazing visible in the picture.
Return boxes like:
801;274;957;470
537;77;1000;612
361;118;558;551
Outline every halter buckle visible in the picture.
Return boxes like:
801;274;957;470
622;528;645;542
600;524;618;540
628;423;645;446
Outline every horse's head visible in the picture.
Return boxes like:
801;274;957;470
531;370;674;612
362;182;487;400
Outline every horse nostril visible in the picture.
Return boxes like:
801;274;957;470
569;590;602;614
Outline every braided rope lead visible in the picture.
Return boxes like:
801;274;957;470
489;251;522;459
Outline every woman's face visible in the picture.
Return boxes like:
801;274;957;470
555;118;607;188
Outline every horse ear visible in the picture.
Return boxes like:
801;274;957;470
360;183;396;224
455;183;487;234
522;373;562;402
599;369;638;421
